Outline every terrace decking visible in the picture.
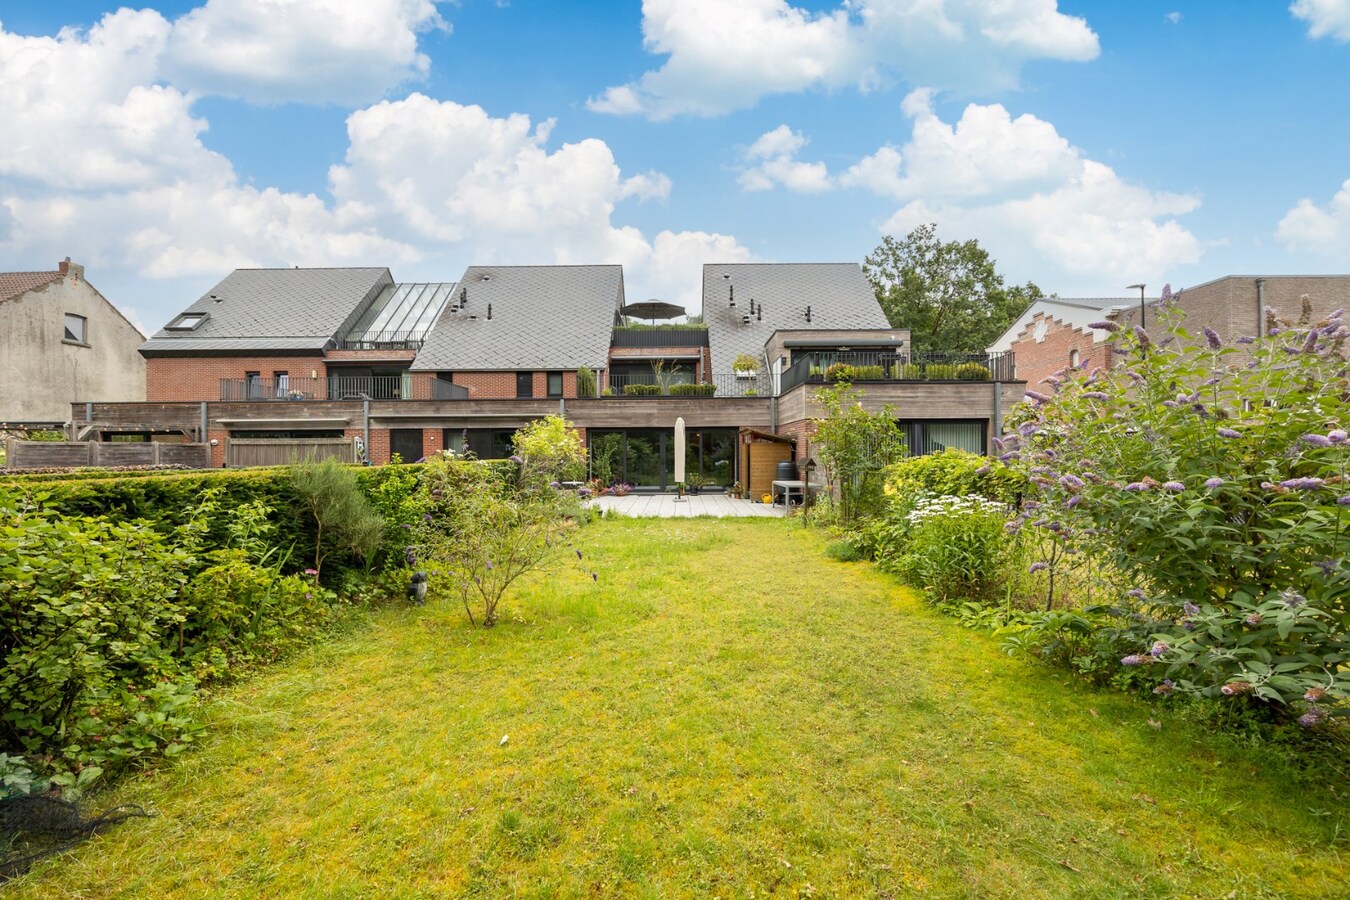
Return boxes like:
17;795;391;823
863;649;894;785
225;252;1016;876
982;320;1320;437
588;493;787;517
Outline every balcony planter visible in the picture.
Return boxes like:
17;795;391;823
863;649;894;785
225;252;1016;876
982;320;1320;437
732;353;762;380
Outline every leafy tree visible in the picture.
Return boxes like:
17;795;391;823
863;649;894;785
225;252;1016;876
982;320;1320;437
863;224;1042;354
290;458;385;581
811;383;907;524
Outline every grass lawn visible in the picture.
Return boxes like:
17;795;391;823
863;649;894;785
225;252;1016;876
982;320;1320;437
10;518;1348;898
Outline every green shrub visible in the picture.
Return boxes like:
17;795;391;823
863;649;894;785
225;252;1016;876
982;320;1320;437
924;363;958;380
893;363;922;380
823;363;852;382
955;362;992;381
668;383;717;396
811;383;907;524
291;458;385;580
623;384;661;396
884;493;1011;603
576;366;597;398
513;414;586;486
883;448;1026;506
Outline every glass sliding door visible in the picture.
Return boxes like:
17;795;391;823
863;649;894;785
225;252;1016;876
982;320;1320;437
589;427;737;490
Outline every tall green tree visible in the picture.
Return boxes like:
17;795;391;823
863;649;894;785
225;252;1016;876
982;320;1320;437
863;224;1043;355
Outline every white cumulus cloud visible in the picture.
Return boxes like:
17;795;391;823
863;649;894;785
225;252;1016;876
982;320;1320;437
738;125;832;193
588;0;1099;119
1277;179;1350;256
838;90;1201;284
164;0;448;104
1291;0;1350;40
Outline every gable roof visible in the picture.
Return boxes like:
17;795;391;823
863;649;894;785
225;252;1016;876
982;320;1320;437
987;297;1142;354
702;263;890;372
411;265;623;371
0;270;63;303
141;267;392;356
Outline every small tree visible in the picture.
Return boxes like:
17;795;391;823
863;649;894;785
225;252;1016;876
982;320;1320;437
512;414;586;488
576;366;597;398
413;457;577;627
290;458;385;581
811;383;907;524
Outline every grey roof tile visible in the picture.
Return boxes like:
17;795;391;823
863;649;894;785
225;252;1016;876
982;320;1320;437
144;267;393;350
703;263;890;371
412;265;623;371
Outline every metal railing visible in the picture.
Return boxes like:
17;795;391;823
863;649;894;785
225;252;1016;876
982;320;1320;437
779;350;1014;392
335;329;426;350
610;327;709;348
604;372;768;398
220;374;442;401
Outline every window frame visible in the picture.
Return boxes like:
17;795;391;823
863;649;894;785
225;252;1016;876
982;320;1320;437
63;313;88;345
546;371;564;398
516;372;535;399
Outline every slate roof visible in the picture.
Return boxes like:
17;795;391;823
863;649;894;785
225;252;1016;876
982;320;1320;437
0;270;63;303
702;263;891;372
411;265;623;371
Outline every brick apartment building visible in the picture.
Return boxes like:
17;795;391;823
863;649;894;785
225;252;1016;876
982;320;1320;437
996;275;1350;389
70;262;1027;494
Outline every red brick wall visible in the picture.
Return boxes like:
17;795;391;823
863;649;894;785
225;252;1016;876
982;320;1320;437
147;356;326;402
1009;314;1112;389
449;370;578;399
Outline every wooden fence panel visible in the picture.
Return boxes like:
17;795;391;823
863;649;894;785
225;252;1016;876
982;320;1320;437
5;441;211;470
226;438;356;468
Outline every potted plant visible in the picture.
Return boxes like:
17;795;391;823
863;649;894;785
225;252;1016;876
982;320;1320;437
728;480;744;499
732;353;762;379
686;472;705;496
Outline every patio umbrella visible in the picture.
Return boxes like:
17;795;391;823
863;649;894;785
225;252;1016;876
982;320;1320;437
621;299;686;324
674;417;686;493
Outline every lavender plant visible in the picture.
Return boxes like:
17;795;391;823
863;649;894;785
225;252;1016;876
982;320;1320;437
1001;294;1348;725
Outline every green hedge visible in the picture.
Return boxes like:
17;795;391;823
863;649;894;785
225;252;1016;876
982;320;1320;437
668;383;717;396
955;362;992;381
883;448;1027;506
623;384;662;396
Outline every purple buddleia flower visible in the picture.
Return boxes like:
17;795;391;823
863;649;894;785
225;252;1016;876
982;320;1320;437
509;454;523;464
1127;589;1146;600
1084;391;1109;400
1066;496;1082;508
1133;325;1152;349
1149;641;1169;658
1328;429;1348;444
1303;329;1320;352
1041;375;1062;386
1043;449;1058;461
1301;433;1333;448
1279;476;1325;490
1024;500;1041;510
1182;619;1197;631
406;548;417;565
1236;335;1256;344
1192;404;1207;416
1031;518;1050;528
1162;400;1180;408
1245;613;1263;626
999;451;1020;462
1005;520;1022;534
486;559;494;571
1153;680;1175;696
1024;390;1050;403
1159;284;1173;304
975;465;991;475
1217;428;1241;439
1338;496;1350;507
1123;482;1148;492
1331;308;1345;319
1059;474;1085;491
1088;321;1119;332
992;436;1006;450
1203;326;1222;349
1019;422;1040;437
1204;477;1224;489
1299;709;1326;728
1121;655;1149;667
550;480;561;489
1281;589;1305;608
1163;481;1185;492
1029;562;1048;574
1183;601;1201;616
423;513;433;522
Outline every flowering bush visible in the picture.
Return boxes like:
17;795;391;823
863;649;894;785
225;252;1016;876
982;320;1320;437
1002;294;1349;725
880;493;1011;602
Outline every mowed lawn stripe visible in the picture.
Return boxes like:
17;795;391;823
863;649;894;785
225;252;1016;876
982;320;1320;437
11;518;1347;898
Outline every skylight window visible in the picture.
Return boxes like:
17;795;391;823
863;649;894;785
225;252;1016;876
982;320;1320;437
166;312;209;331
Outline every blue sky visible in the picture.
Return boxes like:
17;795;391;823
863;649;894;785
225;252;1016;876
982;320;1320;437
2;1;1349;333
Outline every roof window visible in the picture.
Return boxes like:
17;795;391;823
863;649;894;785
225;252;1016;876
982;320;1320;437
166;312;209;331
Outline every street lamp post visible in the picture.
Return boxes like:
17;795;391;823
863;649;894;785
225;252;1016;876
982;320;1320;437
1126;283;1147;328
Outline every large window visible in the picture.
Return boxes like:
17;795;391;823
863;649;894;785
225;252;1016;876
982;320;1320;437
899;419;986;456
63;313;87;344
447;428;518;460
546;372;564;397
517;372;534;398
589;427;736;489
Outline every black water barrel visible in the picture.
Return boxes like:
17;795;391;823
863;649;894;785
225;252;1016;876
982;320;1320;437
776;460;798;482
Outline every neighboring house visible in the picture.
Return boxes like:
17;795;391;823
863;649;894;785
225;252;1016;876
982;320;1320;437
72;262;1028;488
1000;275;1350;389
0;258;145;427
